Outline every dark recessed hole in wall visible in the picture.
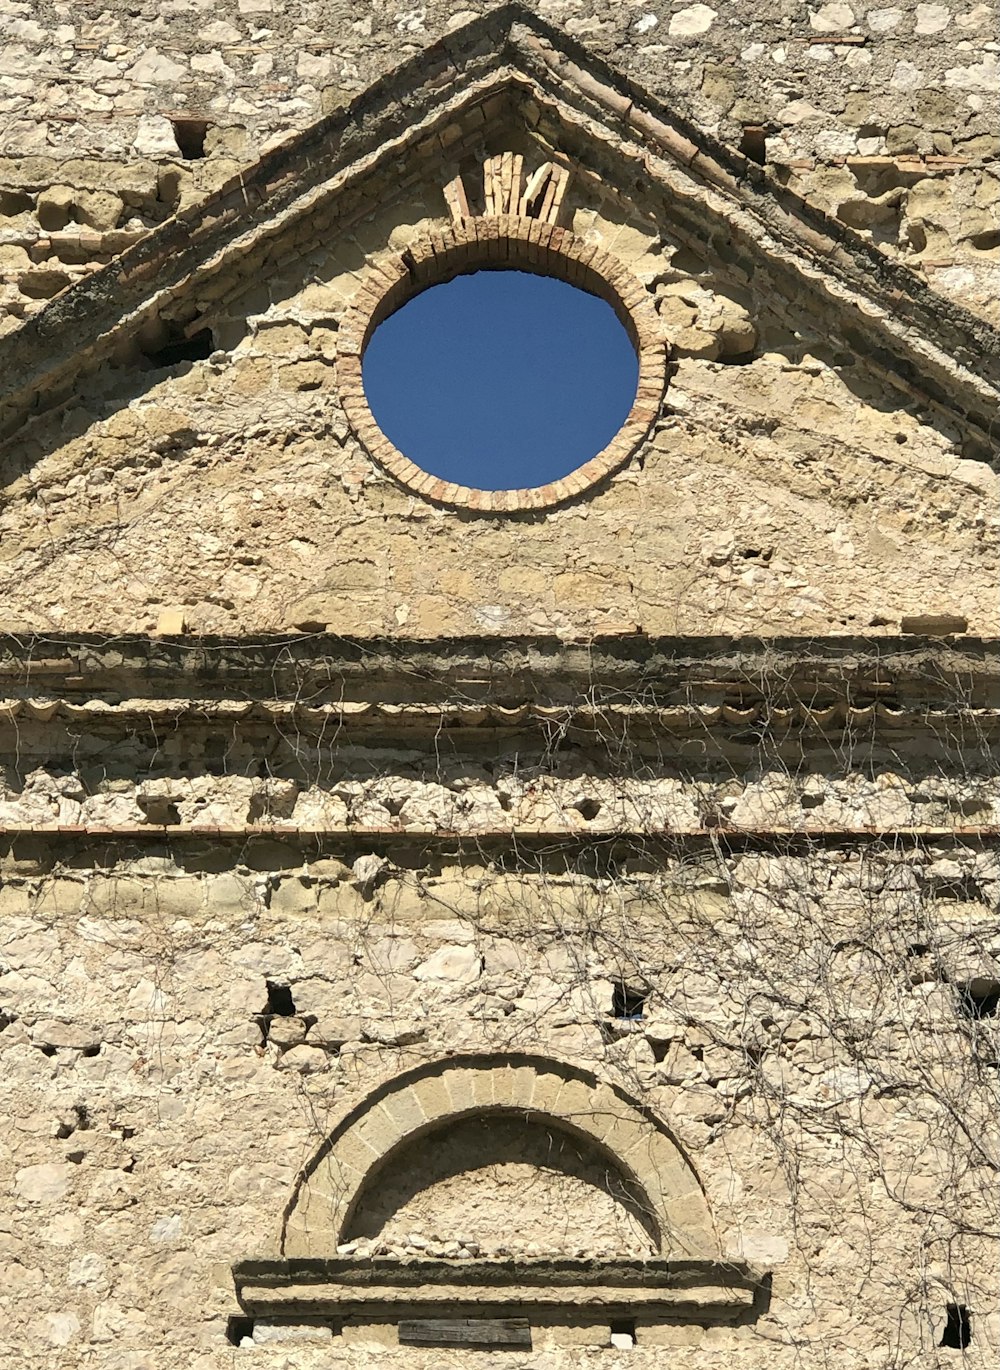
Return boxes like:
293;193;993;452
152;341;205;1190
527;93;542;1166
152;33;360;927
612;983;645;1020
739;126;767;164
255;988;298;1044
37;1043;57;1057
907;943;931;957
666;247;711;278
142;326;214;370
940;1304;972;1350
172;118;209;160
226;1316;254;1346
56;1104;93;1139
0;188;33;215
0;1009;15;1031
575;797;602;821
930;876;980;903
66;1150;85;1164
800;791;825;809
80;1044;101;1058
968;229;1000;252
956;981;1000;1021
716;349;759;366
265;981;296;1016
609;1318;637;1347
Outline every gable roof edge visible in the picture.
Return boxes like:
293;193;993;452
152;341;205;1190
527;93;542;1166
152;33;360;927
505;21;1000;454
0;3;996;463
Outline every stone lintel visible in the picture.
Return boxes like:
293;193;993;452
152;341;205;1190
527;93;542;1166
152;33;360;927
233;1255;763;1323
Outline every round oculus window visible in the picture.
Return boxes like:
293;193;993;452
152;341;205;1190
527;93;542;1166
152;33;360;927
338;218;666;510
361;269;640;493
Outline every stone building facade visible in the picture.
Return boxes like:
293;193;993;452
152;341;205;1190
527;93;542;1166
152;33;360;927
1;4;998;1368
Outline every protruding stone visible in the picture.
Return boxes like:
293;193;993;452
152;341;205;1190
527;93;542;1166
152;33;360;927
900;613;968;636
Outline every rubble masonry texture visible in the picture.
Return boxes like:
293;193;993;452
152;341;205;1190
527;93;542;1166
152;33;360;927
0;4;998;1369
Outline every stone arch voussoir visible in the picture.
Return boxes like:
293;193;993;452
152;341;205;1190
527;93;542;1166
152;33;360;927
281;1053;717;1259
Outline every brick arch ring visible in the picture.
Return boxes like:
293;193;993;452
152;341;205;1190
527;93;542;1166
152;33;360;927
281;1053;717;1258
336;217;667;512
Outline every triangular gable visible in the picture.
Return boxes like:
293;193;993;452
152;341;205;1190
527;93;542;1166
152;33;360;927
1;3;998;463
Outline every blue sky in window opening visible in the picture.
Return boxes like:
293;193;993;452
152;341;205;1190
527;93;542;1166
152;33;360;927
362;270;640;491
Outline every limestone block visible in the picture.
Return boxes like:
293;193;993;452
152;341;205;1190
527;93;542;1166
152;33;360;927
0;245;31;270
354;1103;407;1156
36;185;74;232
635;1322;707;1346
292;789;350;827
74;189;123;231
253;322;310;355
341;1322;397;1347
35;1313;81;1347
381;1083;427;1134
275;1044;331;1073
270;876;319;916
409;1075;453;1124
154;608;186;635
551;1074;602;1123
278;360;332;391
304;1016;362;1050
228;357;273;396
266;1015;310;1049
668;3;717;34
79;793;146;826
413;944;481;982
536;1322;614;1347
253;1320;334;1343
126;48;188;83
31;1019;101;1051
811;0;855;29
15;1162;75;1203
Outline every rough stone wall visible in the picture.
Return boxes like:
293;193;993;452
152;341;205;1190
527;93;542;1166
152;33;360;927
5;837;998;1366
1;6;998;1368
0;162;994;637
1;0;998;329
1;0;997;159
0;639;997;1366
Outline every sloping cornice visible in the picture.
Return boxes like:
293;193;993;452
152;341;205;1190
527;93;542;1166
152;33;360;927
0;5;998;459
